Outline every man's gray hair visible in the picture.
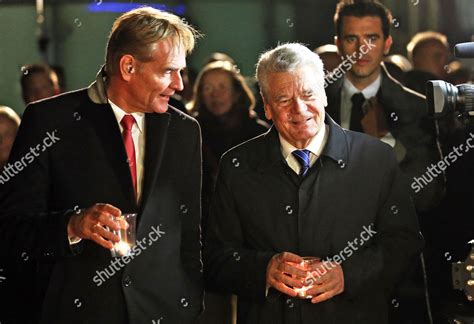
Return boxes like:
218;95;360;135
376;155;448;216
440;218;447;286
256;43;327;108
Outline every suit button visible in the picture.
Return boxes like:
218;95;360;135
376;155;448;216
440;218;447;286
123;275;132;287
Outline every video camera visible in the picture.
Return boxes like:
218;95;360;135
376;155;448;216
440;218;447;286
452;240;474;302
426;42;474;120
426;42;474;323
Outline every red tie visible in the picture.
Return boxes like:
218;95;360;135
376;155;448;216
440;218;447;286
120;115;137;197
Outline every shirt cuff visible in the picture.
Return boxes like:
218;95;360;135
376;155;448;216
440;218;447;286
68;236;82;245
380;132;396;147
68;207;84;245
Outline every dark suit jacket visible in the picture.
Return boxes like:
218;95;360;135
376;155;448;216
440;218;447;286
325;64;444;212
0;71;204;323
204;115;424;324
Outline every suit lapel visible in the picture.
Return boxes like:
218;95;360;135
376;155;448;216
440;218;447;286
139;112;171;212
84;103;137;208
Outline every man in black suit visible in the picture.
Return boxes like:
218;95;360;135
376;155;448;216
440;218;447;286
327;2;444;322
204;43;423;323
327;1;444;213
0;7;203;324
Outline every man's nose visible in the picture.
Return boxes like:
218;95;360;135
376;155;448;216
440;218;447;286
354;38;363;55
291;97;307;114
170;71;184;91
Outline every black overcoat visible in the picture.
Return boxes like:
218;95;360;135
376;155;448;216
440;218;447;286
204;115;423;324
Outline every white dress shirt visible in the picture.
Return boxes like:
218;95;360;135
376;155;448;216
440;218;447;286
279;124;329;175
69;101;146;245
109;99;145;203
340;75;396;147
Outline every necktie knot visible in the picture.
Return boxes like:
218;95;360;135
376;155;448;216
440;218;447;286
292;149;311;177
351;92;365;106
121;115;136;131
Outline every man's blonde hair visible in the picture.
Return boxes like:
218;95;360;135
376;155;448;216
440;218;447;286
105;7;200;75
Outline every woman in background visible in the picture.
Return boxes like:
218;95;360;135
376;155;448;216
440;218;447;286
189;60;269;224
189;59;269;324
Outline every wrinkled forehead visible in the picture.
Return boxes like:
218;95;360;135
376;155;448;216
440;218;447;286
141;38;186;63
268;68;321;95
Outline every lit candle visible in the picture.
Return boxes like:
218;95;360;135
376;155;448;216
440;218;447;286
114;241;131;256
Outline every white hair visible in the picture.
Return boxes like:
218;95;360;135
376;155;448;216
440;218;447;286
255;43;327;108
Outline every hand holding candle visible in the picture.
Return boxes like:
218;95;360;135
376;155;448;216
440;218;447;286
109;213;137;257
265;252;307;297
289;257;321;299
304;260;345;304
67;203;122;249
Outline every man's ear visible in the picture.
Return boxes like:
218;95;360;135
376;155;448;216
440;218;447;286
261;92;273;121
383;35;393;55
335;36;342;56
119;55;136;81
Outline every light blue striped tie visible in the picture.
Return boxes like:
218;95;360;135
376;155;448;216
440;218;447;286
292;149;311;177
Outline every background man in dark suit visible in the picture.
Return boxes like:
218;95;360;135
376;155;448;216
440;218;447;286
327;2;444;322
0;7;203;324
204;43;423;323
327;0;444;213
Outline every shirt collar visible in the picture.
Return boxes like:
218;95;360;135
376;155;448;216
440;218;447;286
279;123;328;159
256;114;349;173
342;73;382;99
108;99;145;133
87;65;108;104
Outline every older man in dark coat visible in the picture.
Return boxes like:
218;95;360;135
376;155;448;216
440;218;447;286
204;43;423;324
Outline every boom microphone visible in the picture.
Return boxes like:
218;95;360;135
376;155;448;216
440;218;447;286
454;42;474;59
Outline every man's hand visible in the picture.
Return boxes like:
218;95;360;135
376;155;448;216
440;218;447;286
67;203;122;249
304;261;345;304
361;97;389;138
266;252;306;297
